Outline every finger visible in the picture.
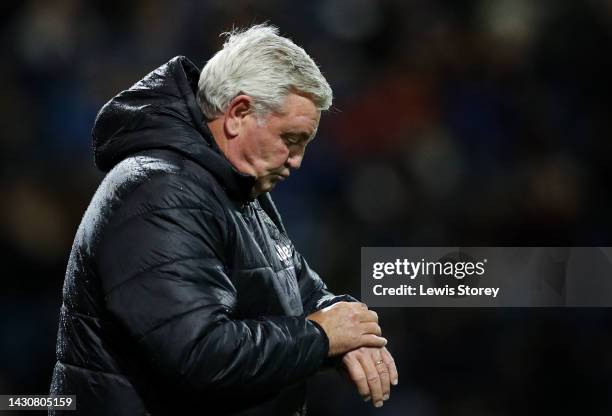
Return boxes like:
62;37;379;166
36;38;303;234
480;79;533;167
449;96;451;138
342;354;371;399
357;353;384;408
360;322;382;337
373;350;391;401
358;310;379;323
381;347;399;386
360;334;387;349
366;310;378;322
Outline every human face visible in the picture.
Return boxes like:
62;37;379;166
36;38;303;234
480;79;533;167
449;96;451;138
239;93;320;196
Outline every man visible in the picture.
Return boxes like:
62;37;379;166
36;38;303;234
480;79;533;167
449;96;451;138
50;25;397;415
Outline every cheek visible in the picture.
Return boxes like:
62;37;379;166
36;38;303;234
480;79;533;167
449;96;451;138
267;143;289;166
249;140;289;172
277;145;290;159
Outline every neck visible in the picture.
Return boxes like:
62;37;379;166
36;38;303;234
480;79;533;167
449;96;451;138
207;118;248;172
207;118;257;192
207;118;229;155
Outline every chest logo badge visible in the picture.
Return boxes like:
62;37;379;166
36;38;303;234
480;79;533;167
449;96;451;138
275;243;292;265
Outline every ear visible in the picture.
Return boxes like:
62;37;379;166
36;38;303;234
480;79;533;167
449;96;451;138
224;94;253;138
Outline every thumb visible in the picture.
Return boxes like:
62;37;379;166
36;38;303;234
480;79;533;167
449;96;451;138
360;334;388;349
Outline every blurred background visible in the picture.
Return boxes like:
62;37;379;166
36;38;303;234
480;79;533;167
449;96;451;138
1;0;612;414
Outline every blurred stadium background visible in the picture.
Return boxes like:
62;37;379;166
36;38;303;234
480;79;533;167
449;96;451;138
1;0;612;414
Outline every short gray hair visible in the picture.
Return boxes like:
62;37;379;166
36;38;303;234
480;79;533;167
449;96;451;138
197;24;333;120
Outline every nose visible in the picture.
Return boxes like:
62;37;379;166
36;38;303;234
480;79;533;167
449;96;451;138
286;148;304;170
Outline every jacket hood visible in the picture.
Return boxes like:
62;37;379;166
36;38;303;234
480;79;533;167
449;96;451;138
92;56;255;201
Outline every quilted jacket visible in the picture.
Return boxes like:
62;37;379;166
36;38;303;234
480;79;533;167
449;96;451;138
50;56;352;415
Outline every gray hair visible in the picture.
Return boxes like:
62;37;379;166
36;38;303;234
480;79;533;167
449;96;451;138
197;24;333;121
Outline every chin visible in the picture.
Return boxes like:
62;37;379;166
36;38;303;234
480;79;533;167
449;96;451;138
264;183;278;193
253;181;277;196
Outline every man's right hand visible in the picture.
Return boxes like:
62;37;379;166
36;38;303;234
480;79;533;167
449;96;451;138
307;302;387;356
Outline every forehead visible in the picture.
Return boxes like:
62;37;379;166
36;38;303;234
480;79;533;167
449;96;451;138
268;93;320;134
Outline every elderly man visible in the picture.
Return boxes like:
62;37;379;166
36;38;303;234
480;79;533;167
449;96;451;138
50;25;397;415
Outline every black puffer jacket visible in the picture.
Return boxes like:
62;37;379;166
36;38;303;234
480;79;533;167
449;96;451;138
50;56;352;415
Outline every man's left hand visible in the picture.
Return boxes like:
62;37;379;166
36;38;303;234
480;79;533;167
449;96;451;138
341;346;398;408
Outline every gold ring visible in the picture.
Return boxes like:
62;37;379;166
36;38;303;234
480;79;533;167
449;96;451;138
375;360;384;366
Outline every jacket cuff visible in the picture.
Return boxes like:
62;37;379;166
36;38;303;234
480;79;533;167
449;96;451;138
315;294;358;312
307;319;329;361
311;319;344;369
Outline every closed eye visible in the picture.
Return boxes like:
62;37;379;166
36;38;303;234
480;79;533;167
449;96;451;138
282;136;301;146
281;133;311;146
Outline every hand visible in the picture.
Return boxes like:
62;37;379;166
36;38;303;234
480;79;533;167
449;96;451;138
341;346;398;408
307;302;387;356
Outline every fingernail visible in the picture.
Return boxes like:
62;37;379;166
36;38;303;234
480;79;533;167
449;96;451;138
392;379;398;386
375;401;383;408
363;396;371;402
383;394;389;401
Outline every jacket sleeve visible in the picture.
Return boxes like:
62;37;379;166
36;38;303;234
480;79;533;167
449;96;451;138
295;251;358;317
95;172;327;399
